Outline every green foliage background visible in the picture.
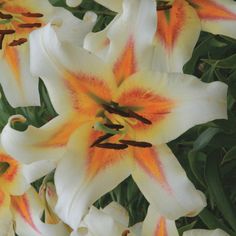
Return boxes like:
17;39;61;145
1;0;236;235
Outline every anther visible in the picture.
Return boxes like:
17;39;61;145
18;23;42;28
95;143;128;150
102;104;130;118
0;30;15;49
156;5;172;10
104;123;124;130
156;1;172;11
0;34;4;49
119;140;152;148
9;38;27;47
21;12;44;18
0;29;15;34
0;11;13;19
128;110;152;125
90;133;114;147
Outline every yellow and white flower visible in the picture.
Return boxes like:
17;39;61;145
0;0;228;230
72;202;230;236
85;0;236;72
0;0;96;107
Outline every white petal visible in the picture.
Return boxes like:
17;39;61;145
132;144;206;219
66;0;82;7
142;206;178;236
55;123;132;230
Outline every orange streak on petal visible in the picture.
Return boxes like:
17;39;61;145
0;190;5;206
0;153;19;182
4;47;21;83
188;0;236;20
103;38;110;47
155;217;168;236
157;0;186;50
39;118;81;148
118;88;174;130
113;37;137;85
11;194;40;233
86;131;127;179
134;148;170;191
65;72;112;116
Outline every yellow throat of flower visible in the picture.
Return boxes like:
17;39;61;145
0;1;44;49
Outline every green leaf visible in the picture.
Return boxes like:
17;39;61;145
199;208;235;235
178;221;197;236
202;54;236;69
205;154;236;232
188;151;206;188
193;127;220;151
222;146;236;165
0;162;9;175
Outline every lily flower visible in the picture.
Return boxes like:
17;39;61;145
11;187;70;236
72;202;141;236
85;0;236;72
72;202;230;236
0;0;96;107
1;0;227;230
0;132;56;235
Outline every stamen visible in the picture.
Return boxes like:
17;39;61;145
9;38;27;47
0;30;15;49
156;5;172;10
21;12;44;18
122;230;130;236
0;29;15;34
128;110;152;125
95;143;128;150
102;103;152;125
18;23;42;28
104;123;124;130
90;133;114;147
0;34;4;49
102;104;130;118
156;1;172;11
119;140;152;148
0;11;13;19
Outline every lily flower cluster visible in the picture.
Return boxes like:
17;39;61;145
0;0;234;235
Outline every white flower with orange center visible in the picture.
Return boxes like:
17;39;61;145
11;187;71;236
71;203;230;236
0;135;64;235
1;0;228;230
84;0;236;72
0;0;96;107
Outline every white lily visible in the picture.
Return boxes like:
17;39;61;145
1;0;227;230
0;0;96;107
